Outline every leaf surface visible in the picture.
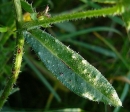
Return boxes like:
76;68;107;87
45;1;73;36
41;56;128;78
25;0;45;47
21;0;34;13
0;27;7;32
23;29;122;107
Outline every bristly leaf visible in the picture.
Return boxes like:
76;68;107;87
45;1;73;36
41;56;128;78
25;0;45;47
21;0;34;13
23;28;122;107
0;27;7;32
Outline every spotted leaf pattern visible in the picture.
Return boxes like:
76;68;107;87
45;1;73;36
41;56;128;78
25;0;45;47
23;29;122;107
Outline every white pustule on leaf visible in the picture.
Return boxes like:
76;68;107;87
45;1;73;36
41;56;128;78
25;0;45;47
23;29;122;107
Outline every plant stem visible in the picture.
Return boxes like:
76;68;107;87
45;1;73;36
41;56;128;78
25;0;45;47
0;0;24;109
23;4;124;30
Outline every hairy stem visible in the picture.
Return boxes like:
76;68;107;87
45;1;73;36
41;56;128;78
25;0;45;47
23;4;124;30
0;0;24;109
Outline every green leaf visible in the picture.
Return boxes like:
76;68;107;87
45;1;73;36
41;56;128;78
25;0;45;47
21;0;34;13
59;27;122;41
121;0;130;32
23;29;122;107
30;13;38;21
0;27;7;32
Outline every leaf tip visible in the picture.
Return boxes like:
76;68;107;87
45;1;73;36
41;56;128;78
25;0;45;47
116;99;122;107
110;92;122;107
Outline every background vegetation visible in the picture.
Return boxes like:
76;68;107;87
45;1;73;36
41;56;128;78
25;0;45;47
0;0;130;111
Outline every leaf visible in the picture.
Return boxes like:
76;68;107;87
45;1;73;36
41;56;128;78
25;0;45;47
121;0;130;32
58;27;122;41
21;0;34;13
0;27;7;32
23;28;122;107
21;0;37;22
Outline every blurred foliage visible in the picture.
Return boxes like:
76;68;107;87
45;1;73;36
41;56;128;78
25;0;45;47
0;0;130;112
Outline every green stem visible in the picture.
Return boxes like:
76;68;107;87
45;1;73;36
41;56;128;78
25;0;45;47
0;0;24;109
23;4;124;30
